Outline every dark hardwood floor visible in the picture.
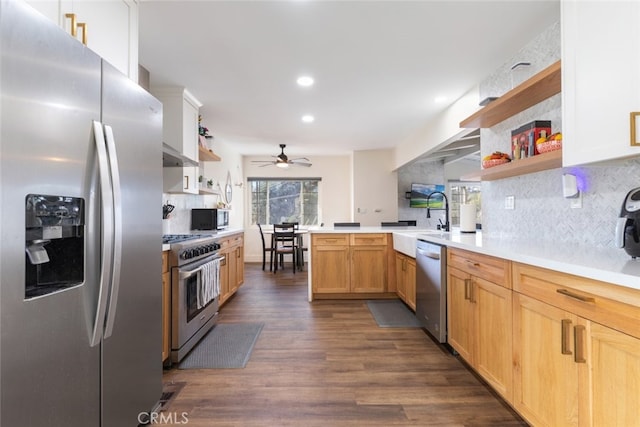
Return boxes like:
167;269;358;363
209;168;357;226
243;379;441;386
161;263;527;426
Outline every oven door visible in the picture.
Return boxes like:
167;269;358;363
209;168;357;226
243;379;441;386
171;253;223;359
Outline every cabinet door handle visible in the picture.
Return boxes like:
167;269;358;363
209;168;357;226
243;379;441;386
557;288;595;303
561;319;573;355
466;260;480;268
65;13;77;36
631;112;640;146
464;279;471;301
574;325;587;363
77;22;87;45
184;175;190;190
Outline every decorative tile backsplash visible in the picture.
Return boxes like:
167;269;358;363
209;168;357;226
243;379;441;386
483;157;640;247
397;159;446;229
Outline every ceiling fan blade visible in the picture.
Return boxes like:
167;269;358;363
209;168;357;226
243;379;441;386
259;162;275;167
290;161;312;167
289;157;310;162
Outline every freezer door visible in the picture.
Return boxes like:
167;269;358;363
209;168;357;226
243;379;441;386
0;1;102;426
100;60;163;426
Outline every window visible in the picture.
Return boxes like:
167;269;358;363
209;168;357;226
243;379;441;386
249;178;320;226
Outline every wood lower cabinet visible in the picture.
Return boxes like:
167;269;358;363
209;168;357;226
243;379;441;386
394;251;416;310
161;251;170;363
350;234;387;293
587;322;640;426
447;248;513;402
311;233;391;297
513;293;580;426
513;262;640;427
218;232;244;306
311;234;350;293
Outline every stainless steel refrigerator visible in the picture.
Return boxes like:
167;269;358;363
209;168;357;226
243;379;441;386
0;1;163;425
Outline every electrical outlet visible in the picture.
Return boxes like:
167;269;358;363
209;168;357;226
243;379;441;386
505;195;515;210
570;192;583;209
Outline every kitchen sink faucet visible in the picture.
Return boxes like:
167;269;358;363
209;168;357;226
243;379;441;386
426;191;450;232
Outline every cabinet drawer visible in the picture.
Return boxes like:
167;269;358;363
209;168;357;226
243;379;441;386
447;248;511;288
350;233;387;246
513;262;640;339
162;251;169;273
219;233;243;250
312;234;349;246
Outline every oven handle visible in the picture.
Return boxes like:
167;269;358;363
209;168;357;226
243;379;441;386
179;255;225;279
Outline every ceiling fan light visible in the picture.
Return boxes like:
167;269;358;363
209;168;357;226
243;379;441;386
276;162;289;168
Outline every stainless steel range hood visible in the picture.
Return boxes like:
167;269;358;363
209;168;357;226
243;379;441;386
415;128;481;164
162;142;199;167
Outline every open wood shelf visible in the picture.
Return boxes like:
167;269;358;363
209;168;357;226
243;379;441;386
460;60;561;129
461;149;562;181
198;186;220;195
199;145;221;162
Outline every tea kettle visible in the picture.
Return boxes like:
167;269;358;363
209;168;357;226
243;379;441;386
615;187;640;258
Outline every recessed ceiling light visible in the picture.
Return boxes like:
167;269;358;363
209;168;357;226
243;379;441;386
301;115;314;123
297;76;314;87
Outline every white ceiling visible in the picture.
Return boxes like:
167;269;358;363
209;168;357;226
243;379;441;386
139;0;560;159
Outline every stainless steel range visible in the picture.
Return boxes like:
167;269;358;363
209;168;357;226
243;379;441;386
164;234;223;364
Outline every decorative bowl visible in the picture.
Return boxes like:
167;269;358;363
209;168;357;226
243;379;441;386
482;158;510;169
536;139;562;154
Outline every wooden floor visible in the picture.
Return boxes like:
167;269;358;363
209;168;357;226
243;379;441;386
161;263;527;427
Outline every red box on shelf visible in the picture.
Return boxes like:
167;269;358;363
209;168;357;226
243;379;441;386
511;120;552;160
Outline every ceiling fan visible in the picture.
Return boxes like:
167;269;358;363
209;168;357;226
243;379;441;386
251;144;312;168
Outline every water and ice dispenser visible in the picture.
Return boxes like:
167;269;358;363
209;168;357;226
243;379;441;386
25;194;84;299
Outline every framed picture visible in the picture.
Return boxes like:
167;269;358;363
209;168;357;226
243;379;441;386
409;183;445;208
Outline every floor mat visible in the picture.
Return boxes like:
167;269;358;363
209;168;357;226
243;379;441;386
178;323;264;369
366;300;421;328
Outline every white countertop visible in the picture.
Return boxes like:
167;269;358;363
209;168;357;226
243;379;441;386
398;228;640;291
309;226;640;291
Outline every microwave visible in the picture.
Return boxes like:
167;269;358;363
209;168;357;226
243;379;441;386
191;208;229;231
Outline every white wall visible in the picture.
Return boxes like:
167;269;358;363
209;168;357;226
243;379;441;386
353;149;398;226
242;154;352;263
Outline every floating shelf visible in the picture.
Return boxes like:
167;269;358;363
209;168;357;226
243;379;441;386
460;60;561;129
461;149;563;181
199;145;221;162
198;186;220;195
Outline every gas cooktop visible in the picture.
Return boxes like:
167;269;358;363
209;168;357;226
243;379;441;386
162;234;214;245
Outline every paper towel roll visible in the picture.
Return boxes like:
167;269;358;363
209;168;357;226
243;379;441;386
460;204;476;233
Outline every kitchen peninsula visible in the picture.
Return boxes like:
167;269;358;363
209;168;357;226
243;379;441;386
308;226;640;426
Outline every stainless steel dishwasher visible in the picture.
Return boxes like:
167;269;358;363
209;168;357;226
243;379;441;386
415;239;447;342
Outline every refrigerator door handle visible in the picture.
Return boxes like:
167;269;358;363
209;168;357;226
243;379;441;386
103;125;122;339
90;121;114;347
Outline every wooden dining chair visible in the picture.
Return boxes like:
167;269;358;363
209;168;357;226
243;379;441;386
283;222;307;268
257;223;275;271
272;223;297;274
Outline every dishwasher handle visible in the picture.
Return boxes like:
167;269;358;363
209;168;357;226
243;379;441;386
416;248;441;260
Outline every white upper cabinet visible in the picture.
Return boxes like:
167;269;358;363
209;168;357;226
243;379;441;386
562;0;640;166
24;0;138;82
152;86;202;194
